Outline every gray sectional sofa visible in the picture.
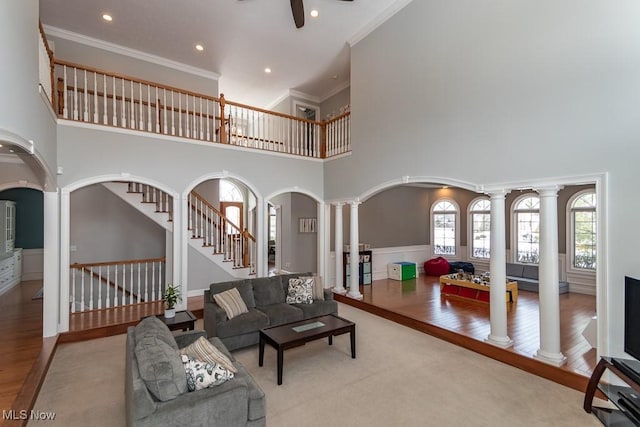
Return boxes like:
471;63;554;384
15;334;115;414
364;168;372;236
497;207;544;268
505;263;569;293
125;316;265;427
204;273;338;351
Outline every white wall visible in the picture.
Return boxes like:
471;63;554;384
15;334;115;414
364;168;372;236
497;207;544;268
324;0;640;358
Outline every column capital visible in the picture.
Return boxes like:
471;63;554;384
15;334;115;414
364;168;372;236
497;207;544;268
333;202;345;207
349;199;361;207
486;189;511;198
534;185;564;195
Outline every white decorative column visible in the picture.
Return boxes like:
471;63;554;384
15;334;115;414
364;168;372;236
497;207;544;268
333;203;346;294
348;201;363;300
534;186;567;366
42;190;60;338
485;190;513;348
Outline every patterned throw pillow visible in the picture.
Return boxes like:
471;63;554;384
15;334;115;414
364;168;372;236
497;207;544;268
181;355;234;391
178;336;237;373
213;287;248;320
286;278;313;304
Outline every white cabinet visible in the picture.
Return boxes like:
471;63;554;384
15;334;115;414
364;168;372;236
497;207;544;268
0;201;16;255
0;201;22;296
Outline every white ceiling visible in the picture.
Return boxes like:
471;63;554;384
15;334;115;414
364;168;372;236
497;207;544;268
39;0;412;108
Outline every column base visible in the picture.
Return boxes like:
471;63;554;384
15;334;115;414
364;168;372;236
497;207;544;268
347;290;363;300
485;334;514;349
534;349;567;367
332;287;347;295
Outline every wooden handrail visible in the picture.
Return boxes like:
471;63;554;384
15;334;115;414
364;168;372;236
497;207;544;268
54;59;221;103
325;110;351;124
70;257;166;269
57;79;218;120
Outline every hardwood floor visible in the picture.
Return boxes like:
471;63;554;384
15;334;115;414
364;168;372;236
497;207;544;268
334;274;597;391
1;274;596;425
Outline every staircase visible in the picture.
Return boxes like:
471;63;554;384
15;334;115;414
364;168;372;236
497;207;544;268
101;182;256;278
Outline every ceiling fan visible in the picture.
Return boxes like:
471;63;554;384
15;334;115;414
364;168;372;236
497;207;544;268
289;0;353;28
241;0;354;29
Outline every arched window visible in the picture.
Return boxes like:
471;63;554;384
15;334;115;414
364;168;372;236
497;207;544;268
432;199;458;256
569;190;596;270
469;198;491;259
219;180;244;234
219;179;243;202
513;195;540;264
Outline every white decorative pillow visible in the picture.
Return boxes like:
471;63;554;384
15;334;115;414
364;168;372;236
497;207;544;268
181;355;234;391
286;278;313;304
178;336;237;373
213;287;248;320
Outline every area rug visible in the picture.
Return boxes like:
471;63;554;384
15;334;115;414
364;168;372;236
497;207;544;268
31;288;43;300
29;303;601;426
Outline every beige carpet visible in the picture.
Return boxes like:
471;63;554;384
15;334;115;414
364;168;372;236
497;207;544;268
30;303;601;426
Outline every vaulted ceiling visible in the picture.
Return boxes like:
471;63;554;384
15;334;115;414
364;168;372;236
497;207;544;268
39;0;412;108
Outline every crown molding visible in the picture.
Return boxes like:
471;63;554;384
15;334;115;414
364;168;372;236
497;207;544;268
43;25;220;81
320;81;350;103
348;0;414;47
289;89;320;104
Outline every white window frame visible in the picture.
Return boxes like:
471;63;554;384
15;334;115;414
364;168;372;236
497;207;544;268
510;193;540;264
468;197;491;260
431;198;460;259
566;189;597;273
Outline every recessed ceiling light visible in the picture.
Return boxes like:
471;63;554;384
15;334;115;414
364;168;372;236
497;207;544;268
9;149;14;153
264;67;272;74
310;9;319;18
195;44;204;51
102;13;113;22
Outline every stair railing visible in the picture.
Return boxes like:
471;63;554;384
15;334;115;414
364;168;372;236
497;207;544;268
127;182;173;221
188;191;256;273
49;57;350;158
69;257;166;313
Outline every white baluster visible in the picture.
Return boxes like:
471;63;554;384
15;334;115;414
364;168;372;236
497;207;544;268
73;67;78;120
144;262;149;302
158;262;162;301
93;72;98;123
62;65;68;118
137;263;141;303
147;84;152;131
80;267;85;312
151;262;156;301
178;93;183;137
206;100;210;141
88;267;94;310
155;86;160;132
129;263;134;305
97;266;102;309
168;90;173;135
102;74;108;124
106;265;110;308
163;88;168;134
199;97;203;140
112;76;117;125
70;268;76;313
121;79;126;127
83;69;88;121
139;83;144;130
130;80;135;129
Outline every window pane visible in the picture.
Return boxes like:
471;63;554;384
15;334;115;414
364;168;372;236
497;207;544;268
434;212;456;255
472;212;491;258
220;180;243;202
517;211;539;263
574;209;596;269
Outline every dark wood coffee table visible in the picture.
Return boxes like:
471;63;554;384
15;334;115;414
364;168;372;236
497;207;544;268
259;314;356;385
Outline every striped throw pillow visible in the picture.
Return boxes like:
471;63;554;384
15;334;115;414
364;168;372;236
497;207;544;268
213;287;248;320
178;336;237;373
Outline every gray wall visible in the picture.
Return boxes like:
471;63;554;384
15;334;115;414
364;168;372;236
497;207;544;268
333;184;593;252
270;192;317;273
320;86;350;120
324;0;640;357
70;184;165;263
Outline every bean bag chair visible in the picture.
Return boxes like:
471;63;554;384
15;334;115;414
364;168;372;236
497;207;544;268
449;261;475;275
424;257;450;276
